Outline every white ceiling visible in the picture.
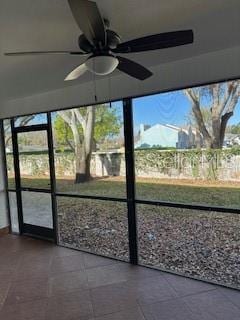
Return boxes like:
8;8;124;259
0;0;239;103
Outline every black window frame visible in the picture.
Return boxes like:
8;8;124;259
1;75;240;267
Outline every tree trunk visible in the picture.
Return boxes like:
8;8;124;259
74;106;95;183
195;130;202;149
211;116;221;149
75;150;92;183
185;82;240;150
219;112;233;148
185;92;212;148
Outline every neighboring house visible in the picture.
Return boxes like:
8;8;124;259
178;126;203;149
224;134;240;147
135;123;203;149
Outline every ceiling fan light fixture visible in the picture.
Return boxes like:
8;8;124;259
85;55;119;75
5;0;194;82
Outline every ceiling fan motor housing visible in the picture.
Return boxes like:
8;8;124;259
5;0;193;82
79;30;121;53
78;34;93;53
106;30;121;49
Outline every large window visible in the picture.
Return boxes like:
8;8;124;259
133;81;240;208
3;79;240;288
14;113;47;127
51;102;126;198
133;80;240;288
51;102;129;261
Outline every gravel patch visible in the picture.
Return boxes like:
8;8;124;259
137;205;240;289
57;198;240;289
57;198;129;261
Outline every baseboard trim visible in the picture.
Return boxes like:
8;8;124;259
0;226;9;236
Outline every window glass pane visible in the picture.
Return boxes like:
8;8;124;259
57;197;129;261
22;191;53;228
8;192;19;233
133;80;240;208
18;131;50;189
14;113;47;127
52;102;126;198
3;120;15;189
137;204;240;288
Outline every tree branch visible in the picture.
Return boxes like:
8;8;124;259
184;89;212;147
220;81;240;115
220;111;234;147
84;106;95;155
212;84;220;111
58;110;72;125
225;82;240;113
74;109;86;132
19;115;35;126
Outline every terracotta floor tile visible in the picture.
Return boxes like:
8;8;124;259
5;278;49;305
49;270;88;296
0;299;47;320
1;234;239;320
46;289;93;320
50;254;85;274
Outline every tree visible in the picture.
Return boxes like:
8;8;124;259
4;115;35;148
53;116;77;151
184;81;240;148
228;122;240;134
55;104;121;183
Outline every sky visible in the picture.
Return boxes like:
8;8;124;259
132;89;240;128
17;82;240;129
133;91;191;127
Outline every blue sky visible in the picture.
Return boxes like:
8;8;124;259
132;90;240;127
24;84;240;129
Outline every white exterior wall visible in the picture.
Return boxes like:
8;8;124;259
136;125;179;148
0;121;8;229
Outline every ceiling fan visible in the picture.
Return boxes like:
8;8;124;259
5;0;194;81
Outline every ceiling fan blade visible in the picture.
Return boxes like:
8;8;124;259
64;63;88;81
68;0;106;46
4;51;86;56
117;56;152;81
113;30;194;53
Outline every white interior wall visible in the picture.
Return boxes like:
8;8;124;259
0;121;8;229
1;45;240;119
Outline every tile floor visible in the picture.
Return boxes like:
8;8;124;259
0;234;240;320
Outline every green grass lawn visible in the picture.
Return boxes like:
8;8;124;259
8;176;240;208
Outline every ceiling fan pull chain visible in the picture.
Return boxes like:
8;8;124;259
4;0;193;83
93;60;97;102
108;74;112;104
